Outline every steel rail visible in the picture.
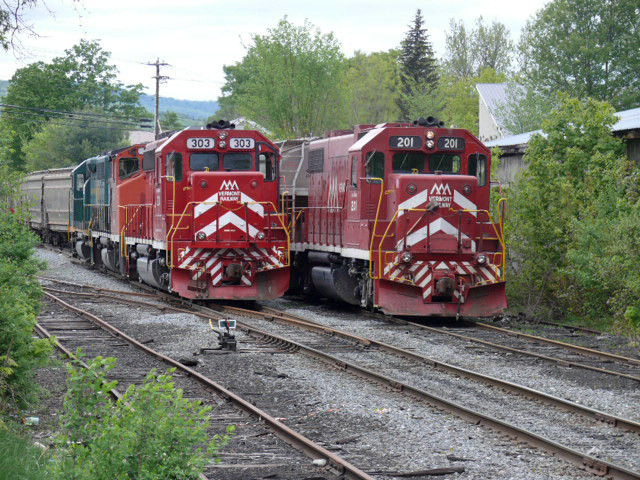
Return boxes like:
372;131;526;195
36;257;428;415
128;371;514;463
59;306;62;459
219;304;640;435
42;291;374;480
38;276;157;298
474;321;640;366
386;317;640;383
231;321;640;479
42;286;640;436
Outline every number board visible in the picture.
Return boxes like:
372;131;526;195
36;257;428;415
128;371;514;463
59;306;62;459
187;137;215;149
229;138;255;149
389;136;423;149
437;137;466;151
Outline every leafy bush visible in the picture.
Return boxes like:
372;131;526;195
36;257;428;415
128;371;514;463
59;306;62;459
0;166;50;412
50;355;233;480
507;95;640;332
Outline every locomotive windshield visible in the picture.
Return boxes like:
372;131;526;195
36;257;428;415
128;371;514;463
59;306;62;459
191;153;219;171
223;153;252;171
393;152;426;173
429;153;460;173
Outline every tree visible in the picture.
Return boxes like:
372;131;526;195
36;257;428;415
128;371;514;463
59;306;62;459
344;50;402;125
519;0;640;110
397;9;438;119
444;17;514;77
401;68;506;134
23;115;128;171
159;111;183;132
219;17;347;138
0;1;80;52
0;39;146;170
494;81;559;135
507;95;632;319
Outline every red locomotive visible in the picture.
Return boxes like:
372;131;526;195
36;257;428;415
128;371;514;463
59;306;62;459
285;117;507;317
121;122;289;300
31;121;290;301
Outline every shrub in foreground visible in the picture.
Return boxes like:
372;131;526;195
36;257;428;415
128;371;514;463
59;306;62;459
50;355;233;480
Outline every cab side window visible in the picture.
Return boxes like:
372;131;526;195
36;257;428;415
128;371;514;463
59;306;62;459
259;153;276;181
365;151;385;182
351;155;358;187
166;152;183;182
468;153;488;187
119;157;140;180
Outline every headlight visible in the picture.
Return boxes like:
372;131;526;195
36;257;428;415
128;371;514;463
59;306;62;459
196;231;207;241
426;140;435;149
219;141;227;148
406;183;417;195
401;252;412;263
257;232;266;240
200;180;208;189
219;132;228;140
425;130;435;139
476;254;487;265
463;184;472;195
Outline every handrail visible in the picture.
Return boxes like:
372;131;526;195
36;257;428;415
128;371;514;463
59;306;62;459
375;205;507;283
167;199;290;269
448;207;506;281
367;178;385;279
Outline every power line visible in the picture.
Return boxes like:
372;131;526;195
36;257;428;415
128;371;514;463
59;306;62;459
0;108;152;129
0;103;152;123
0;110;152;132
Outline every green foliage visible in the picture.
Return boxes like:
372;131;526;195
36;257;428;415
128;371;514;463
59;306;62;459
397;9;439;119
0;167;51;412
0;426;51;480
344;50;402;124
23;113;128;171
444;16;514;77
507;95;639;330
403;68;505;134
159;111;184;132
50;355;233;480
519;0;640;110
220;17;347;138
0;39;146;170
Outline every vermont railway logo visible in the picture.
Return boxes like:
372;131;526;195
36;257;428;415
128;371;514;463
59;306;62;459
430;183;451;195
220;179;239;190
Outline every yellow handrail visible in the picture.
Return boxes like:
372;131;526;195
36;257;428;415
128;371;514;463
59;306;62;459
367;178;385;279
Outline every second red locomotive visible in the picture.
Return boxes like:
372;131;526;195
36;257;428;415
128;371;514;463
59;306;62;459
283;117;507;317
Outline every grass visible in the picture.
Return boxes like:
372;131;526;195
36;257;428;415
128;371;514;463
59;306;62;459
0;425;51;480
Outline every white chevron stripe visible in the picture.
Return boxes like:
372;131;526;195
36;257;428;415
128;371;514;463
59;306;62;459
197;211;259;239
397;217;476;251
423;286;432;299
241;275;251;286
418;274;432;289
194;191;264;218
414;264;430;282
397;188;429;217
179;248;202;268
453;190;477;217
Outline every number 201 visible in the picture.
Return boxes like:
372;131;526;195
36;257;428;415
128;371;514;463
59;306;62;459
397;137;414;147
443;138;458;149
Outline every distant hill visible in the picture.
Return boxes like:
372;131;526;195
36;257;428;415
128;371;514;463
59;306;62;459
139;94;218;124
0;80;218;126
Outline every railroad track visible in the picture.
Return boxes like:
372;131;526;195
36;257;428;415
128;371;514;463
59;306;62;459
38;289;372;480
39;281;640;479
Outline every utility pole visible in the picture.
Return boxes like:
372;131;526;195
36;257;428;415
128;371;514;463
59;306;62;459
145;58;170;139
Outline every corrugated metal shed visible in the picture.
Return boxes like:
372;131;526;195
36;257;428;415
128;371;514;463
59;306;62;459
485;106;640;149
476;83;510;120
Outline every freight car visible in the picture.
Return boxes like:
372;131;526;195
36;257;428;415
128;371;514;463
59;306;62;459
25;122;290;301
283;117;507;317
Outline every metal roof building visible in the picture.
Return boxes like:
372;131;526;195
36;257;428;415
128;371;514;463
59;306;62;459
485;106;640;186
476;83;523;142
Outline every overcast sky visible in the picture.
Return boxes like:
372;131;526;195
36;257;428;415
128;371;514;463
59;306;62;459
0;0;550;102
